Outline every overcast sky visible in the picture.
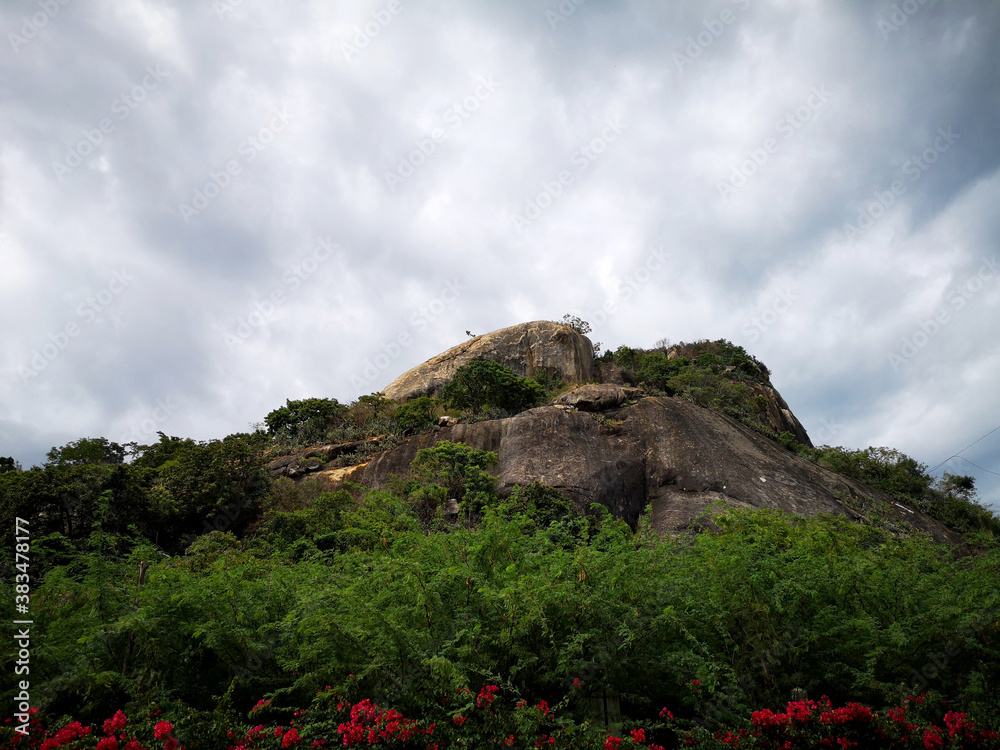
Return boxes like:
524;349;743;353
2;0;998;509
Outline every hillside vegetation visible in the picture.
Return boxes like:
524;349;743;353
2;339;998;749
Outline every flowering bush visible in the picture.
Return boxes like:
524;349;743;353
5;708;183;750
679;695;999;749
4;692;998;750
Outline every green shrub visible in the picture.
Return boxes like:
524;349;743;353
440;360;546;415
264;397;347;438
500;482;577;527
394;396;439;432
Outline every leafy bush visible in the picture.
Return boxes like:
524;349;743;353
264;397;347;438
407;441;498;508
559;313;592;334
500;482;578;527
10;498;1000;734
45;437;126;467
440;360;547;415
11;692;1000;750
596;339;778;438
394;396;439;432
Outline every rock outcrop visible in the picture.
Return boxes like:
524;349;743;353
353;394;960;545
382;321;594;402
282;323;961;545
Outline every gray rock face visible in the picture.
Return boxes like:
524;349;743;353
555;384;639;412
382;321;594;402
355;397;961;545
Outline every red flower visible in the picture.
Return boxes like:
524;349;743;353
282;728;302;747
922;727;944;750
154;721;173;740
477;685;499;709
604;738;622;750
103;711;128;735
453;715;466;727
751;709;788;729
163;739;179;750
536;700;550;717
53;721;91;745
96;738;119;750
124;740;142;750
659;708;674;720
630;728;646;743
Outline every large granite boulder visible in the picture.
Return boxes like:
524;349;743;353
352;396;961;545
382;321;594;402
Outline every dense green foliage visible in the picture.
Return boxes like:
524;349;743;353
599;339;777;437
45;437;127;467
440;360;547;416
4;434;998;747
0;431;271;556
264;397;348;438
4;338;999;749
777;437;1000;549
394;395;440;432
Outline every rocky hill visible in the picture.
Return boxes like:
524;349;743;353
382;320;595;401
283;321;961;544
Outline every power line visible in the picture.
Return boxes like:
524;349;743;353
927;422;1000;474
945;456;1000;478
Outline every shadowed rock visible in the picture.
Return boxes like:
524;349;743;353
354;396;961;544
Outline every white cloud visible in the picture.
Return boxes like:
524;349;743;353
2;0;999;508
